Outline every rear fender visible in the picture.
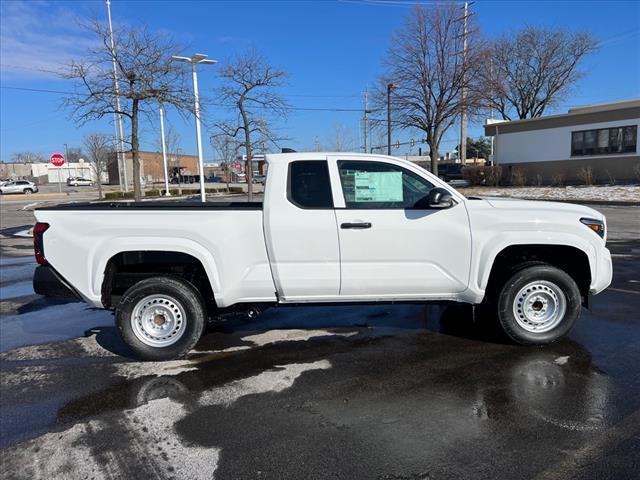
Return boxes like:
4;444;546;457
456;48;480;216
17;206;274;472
90;237;221;301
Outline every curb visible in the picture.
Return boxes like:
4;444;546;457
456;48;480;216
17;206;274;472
476;196;640;206
0;192;73;199
546;199;640;207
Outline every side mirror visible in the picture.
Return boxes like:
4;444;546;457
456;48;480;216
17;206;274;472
427;187;454;209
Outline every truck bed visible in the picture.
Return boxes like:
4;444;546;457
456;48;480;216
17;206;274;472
36;201;263;211
34;200;276;308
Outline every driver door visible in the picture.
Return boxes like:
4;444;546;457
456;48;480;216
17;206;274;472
331;157;471;298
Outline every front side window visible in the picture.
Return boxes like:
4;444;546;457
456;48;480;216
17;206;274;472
338;160;434;209
287;160;333;208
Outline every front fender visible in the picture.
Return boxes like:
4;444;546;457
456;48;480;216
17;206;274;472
474;232;597;293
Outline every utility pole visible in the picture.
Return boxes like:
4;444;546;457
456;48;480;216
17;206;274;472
159;105;170;196
362;90;369;153
64;143;70;180
387;83;398;155
459;1;470;166
106;0;128;192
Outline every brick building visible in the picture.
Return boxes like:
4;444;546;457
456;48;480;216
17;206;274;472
107;150;200;185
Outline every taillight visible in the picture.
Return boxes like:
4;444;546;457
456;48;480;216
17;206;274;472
33;222;49;265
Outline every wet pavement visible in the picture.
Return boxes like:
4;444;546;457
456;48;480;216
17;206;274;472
1;204;639;479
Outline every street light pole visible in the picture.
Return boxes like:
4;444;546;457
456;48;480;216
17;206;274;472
105;0;128;192
387;83;398;156
159;105;170;196
171;53;217;203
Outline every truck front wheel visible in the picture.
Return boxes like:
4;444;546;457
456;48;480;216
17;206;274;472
497;265;581;345
116;276;205;360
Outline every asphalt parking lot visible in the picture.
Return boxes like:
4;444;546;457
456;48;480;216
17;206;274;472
1;196;639;479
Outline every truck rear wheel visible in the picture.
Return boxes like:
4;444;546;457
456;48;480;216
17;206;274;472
497;264;581;345
116;276;205;361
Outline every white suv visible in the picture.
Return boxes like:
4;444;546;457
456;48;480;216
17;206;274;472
0;180;38;195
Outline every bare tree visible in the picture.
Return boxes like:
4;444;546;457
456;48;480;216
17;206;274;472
328;123;356;152
66;147;84;162
11;152;46;163
215;48;288;201
378;3;486;175
83;133;113;199
63;20;192;201
482;26;598;120
211;133;241;192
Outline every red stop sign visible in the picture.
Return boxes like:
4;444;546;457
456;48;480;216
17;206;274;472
50;153;65;167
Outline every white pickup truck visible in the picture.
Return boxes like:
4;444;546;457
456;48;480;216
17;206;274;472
33;153;612;360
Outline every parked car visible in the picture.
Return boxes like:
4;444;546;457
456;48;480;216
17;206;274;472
207;175;223;183
170;175;197;184
66;177;94;187
252;175;266;185
33;152;612;360
438;163;465;182
0;180;38;195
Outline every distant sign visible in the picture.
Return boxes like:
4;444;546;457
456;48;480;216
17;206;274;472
50;153;65;167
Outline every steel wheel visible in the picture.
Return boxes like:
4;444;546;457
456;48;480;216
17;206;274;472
130;294;187;347
512;280;567;333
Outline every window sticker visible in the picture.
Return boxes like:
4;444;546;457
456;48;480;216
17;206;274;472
354;171;403;202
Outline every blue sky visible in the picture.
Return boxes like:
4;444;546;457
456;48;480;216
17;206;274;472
1;0;639;162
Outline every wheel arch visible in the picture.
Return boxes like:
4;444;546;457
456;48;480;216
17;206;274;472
482;244;592;303
100;249;218;310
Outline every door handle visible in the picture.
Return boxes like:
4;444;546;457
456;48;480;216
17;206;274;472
340;222;372;229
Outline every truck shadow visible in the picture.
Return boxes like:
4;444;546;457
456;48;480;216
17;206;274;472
88;303;510;360
205;302;509;345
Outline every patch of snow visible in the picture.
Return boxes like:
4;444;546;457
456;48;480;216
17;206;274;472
21;202;41;211
241;328;358;346
0;398;220;480
199;360;332;407
114;359;200;380
554;356;570;365
13;228;32;238
0;359;331;479
463;185;640;202
1;365;49;389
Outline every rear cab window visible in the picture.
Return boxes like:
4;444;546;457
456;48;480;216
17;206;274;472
287;160;334;209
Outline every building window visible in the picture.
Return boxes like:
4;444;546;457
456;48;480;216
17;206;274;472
571;125;637;156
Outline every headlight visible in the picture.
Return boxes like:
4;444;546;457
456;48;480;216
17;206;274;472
580;218;605;239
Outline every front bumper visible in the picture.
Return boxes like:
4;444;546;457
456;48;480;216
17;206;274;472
590;246;613;295
33;265;81;299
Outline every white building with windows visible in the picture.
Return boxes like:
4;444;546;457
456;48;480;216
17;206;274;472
484;99;639;184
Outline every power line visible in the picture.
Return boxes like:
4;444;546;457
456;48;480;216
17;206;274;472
0;85;375;112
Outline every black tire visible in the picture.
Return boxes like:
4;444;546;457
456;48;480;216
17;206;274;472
116;276;206;361
496;264;581;345
23;188;33;194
